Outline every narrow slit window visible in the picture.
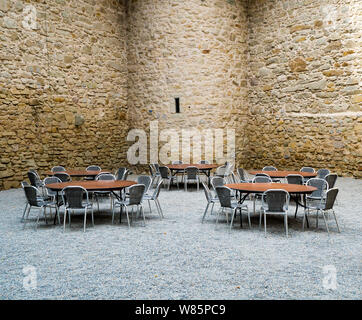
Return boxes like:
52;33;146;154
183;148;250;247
175;98;180;113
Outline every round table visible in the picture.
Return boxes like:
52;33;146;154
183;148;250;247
167;164;218;185
225;182;317;228
249;170;317;178
46;180;137;224
46;180;136;192
45;170;109;177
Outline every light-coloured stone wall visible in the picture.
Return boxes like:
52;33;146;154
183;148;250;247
0;0;129;189
126;0;249;172
1;0;361;190
245;0;361;177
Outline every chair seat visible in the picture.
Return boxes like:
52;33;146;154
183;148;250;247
114;199;139;207
231;202;248;210
261;208;288;215
65;202;93;210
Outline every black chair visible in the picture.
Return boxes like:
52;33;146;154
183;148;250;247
62;186;94;232
325;173;337;189
215;186;250;231
51;166;66;172
115;167;127;180
84;165;101;180
260;189;290;237
184;166;200;191
303;188;340;234
23;185;58;230
54;172;71;182
112;184;146;227
159;166;178;190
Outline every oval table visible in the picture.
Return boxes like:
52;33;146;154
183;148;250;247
167;164;218;186
249;170;317;179
225;182;317;228
46;180;137;224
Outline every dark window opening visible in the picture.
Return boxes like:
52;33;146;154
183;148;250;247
175;98;180;113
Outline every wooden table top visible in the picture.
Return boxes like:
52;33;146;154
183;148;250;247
46;170;109;177
249;170;317;178
46;180;136;191
225;183;317;194
167;164;218;170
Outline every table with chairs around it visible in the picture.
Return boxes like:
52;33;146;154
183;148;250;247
22;166;163;232
21;163;341;237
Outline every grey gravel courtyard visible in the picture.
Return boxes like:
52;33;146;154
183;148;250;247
0;176;361;300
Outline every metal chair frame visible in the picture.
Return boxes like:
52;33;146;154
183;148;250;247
23;185;59;230
303;188;340;234
215;186;250;231
62;186;94;232
260;189;290;237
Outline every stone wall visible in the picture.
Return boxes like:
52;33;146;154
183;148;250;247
0;0;129;189
126;0;249;171
1;0;361;190
245;0;362;177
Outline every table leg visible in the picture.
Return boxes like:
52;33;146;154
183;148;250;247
237;191;250;228
53;190;59;225
291;194;309;228
294;196;299;218
303;194;309;228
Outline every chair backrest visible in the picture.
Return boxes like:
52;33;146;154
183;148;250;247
324;188;339;210
253;176;272;183
201;181;212;203
86;165;101;171
62;186;88;209
137;175;152;194
199;160;210;164
185;166;199;179
211;176;224;191
237;168;247;182
115;167;127;180
152;180;163;199
256;173;271;178
263;166;277;171
262;189;290;212
215;186;232;209
159;166;169;179
54;172;71;182
29;169;40;178
128;184;145;206
317;168;330;179
96;173;116;181
286;174;304;185
153;163;160;174
44;177;62;196
225;162;233;175
307;178;329;198
215;166;227;176
21;181;30;188
27;171;41;187
300;166;315;173
123;169;130;180
148;164;155;177
51;166;66;172
23;185;40;206
172;160;183;164
230;171;238;183
325;173;337;189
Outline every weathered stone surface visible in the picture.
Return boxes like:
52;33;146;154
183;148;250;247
246;0;361;178
289;57;307;72
0;0;361;190
0;0;129;190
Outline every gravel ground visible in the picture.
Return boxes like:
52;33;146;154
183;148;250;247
0;175;361;300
